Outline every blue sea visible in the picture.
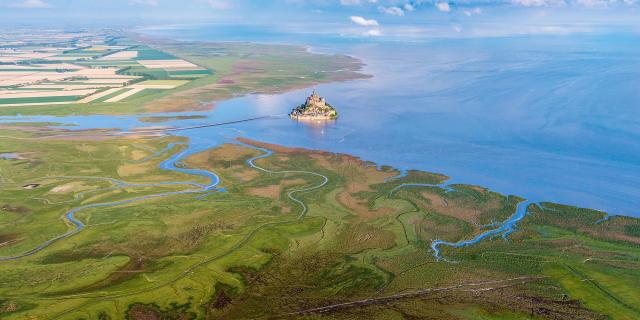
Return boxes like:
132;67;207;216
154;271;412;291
144;26;640;217
13;26;640;216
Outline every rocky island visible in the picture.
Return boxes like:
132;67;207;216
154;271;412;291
289;90;338;120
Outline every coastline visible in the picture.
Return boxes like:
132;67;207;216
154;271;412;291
235;137;623;225
2;17;640;320
132;33;372;114
0;130;637;319
0;33;372;117
236;136;637;259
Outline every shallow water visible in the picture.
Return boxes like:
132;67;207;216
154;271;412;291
0;142;223;261
3;30;640;217
0;153;19;159
182;34;640;217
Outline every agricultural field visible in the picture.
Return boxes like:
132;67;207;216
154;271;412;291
0;30;367;116
0;128;637;319
0;32;202;108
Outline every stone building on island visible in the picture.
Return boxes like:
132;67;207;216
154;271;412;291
289;90;338;120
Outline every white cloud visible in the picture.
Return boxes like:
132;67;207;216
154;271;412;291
350;15;379;26
366;29;382;36
574;0;610;6
512;0;547;6
206;0;232;9
435;2;451;12
130;0;158;5
464;7;482;16
378;6;404;16
404;3;415;11
8;0;50;8
511;0;565;6
340;0;361;5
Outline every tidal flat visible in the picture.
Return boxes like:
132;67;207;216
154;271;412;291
0;30;639;320
0;129;637;319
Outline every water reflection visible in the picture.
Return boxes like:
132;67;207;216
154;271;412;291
2;33;639;217
291;118;337;139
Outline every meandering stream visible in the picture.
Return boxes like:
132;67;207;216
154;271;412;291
390;182;537;260
1;117;539;263
241;142;329;219
0;141;222;261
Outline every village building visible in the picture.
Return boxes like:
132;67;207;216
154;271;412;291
289;90;338;120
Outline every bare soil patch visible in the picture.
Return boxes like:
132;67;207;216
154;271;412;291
48;181;90;194
246;178;307;200
117;163;151;177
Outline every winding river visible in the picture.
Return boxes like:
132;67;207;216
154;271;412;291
241;142;329;219
430;201;535;261
390;182;537;260
0;141;222;261
0;115;541;263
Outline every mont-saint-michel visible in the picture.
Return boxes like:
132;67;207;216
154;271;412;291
289;90;338;120
0;5;640;320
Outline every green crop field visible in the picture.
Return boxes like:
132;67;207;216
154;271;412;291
0;131;637;319
136;79;189;86
0;95;81;105
0;69;78;72
0;38;368;117
119;66;171;79
168;69;212;76
134;46;178;60
75;61;142;68
1;31;635;320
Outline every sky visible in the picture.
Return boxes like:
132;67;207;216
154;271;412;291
0;0;639;39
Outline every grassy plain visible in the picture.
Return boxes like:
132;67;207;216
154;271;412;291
0;131;637;319
0;35;368;117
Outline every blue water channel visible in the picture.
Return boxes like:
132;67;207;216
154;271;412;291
0;141;224;261
2;30;640;261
